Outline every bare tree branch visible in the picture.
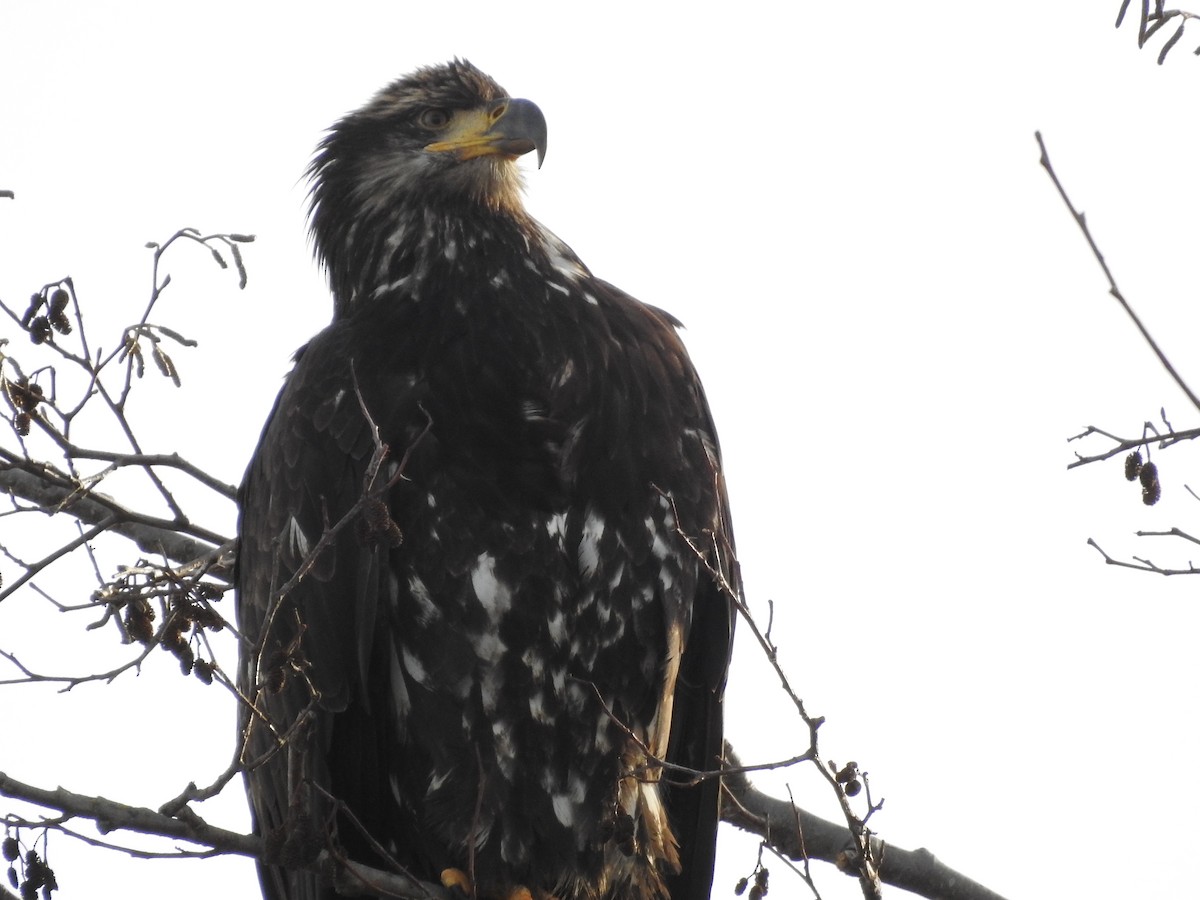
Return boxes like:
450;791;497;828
1036;131;1200;415
0;452;232;587
1;743;1007;900
1066;422;1200;469
0;769;454;899
1087;535;1200;574
0;771;258;857
721;747;1011;900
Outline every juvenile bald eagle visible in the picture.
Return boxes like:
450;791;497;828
237;60;737;900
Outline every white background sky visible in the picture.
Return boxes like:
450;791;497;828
2;3;1199;899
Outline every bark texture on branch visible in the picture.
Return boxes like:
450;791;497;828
0;771;444;899
722;754;1011;900
2;746;1013;900
0;463;231;581
0;770;257;857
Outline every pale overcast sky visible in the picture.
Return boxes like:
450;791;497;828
2;3;1199;899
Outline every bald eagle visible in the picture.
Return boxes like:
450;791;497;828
236;60;738;900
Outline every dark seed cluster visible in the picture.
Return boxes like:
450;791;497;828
1123;451;1161;506
262;649;290;695
260;622;311;696
4;377;44;436
595;799;638;857
1124;451;1142;481
28;317;52;345
834;760;863;798
47;289;71;334
612;811;637;857
355;496;404;548
123;596;155;644
98;570;227;683
1139;461;1161;506
273;814;323;871
3;835;57;900
734;866;768;900
160;597;225;678
21;286;73;345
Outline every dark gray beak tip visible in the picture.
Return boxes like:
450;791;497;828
498;97;547;170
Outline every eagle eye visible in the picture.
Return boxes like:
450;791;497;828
418;108;452;130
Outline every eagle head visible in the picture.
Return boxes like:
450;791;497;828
307;59;547;313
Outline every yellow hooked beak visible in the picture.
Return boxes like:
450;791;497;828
425;98;547;168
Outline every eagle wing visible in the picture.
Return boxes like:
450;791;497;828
237;319;399;900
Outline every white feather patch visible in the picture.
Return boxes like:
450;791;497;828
401;645;427;686
283;516;310;558
553;792;576;827
471;552;512;614
546;511;568;540
387;643;411;721
578;509;605;577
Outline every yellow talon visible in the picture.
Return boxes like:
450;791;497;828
441;868;472;895
439;870;553;900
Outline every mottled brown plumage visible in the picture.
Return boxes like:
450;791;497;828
236;60;737;900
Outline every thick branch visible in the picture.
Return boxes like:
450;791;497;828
41;439;238;502
0;771;258;857
1;742;1013;900
721;748;1011;900
0;462;231;583
0;771;449;899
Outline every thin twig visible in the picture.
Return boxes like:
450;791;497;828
1087;536;1200;574
1036;131;1200;414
